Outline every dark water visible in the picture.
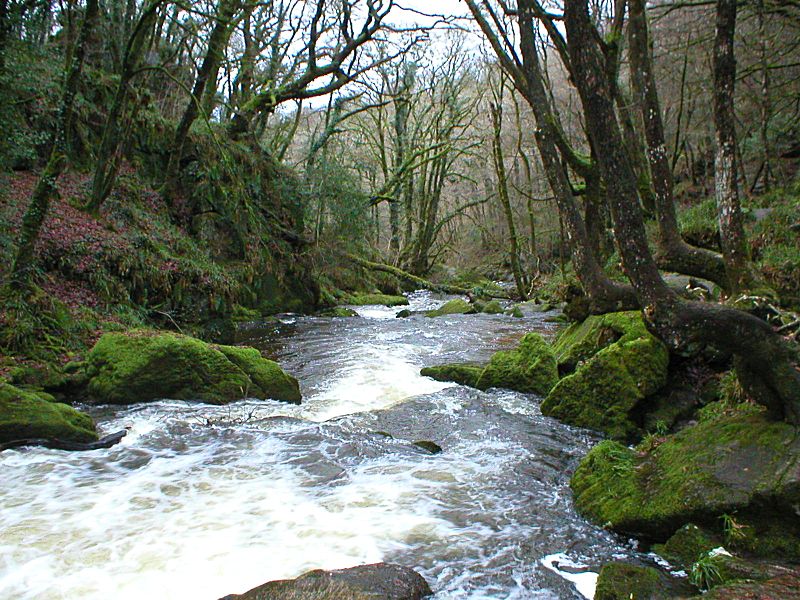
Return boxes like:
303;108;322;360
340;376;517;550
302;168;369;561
0;291;649;600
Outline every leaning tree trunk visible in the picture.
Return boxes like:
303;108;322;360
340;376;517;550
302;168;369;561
563;0;800;423
164;0;240;196
8;0;100;291
713;0;752;293
627;0;728;289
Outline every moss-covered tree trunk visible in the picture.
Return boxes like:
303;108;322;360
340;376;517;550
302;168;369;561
8;0;100;291
627;0;728;289
164;0;240;197
87;0;160;212
563;0;800;424
713;0;752;293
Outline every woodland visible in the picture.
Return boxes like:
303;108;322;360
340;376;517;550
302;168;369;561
1;0;800;598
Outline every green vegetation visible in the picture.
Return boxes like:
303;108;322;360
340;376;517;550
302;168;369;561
594;563;665;600
420;364;484;388
0;383;97;443
425;298;476;317
475;333;558;395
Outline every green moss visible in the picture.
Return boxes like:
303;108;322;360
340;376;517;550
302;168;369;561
319;307;359;317
0;383;97;443
425;298;476;317
506;306;524;318
551;311;648;373
346;294;409;307
216;345;301;404
571;413;800;539
481;300;504;314
653;524;722;569
231;304;262;322
85;330;300;405
542;334;668;441
420;364;484;388
395;309;412;318
475;333;558;395
594;563;665;600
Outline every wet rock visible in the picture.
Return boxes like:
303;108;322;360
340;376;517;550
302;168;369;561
219;562;433;600
396;309;412;318
420;364;483;388
476;332;558;395
702;572;800;599
505;306;524;318
347;294;409;307
425;298;476;317
84;331;301;405
571;412;800;540
541;311;669;442
0;383;97;444
594;562;690;600
413;440;443;454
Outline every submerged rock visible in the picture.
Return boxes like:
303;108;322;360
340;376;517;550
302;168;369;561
219;563;432;600
84;331;300;405
425;298;476;317
541;311;668;441
0;383;97;444
420;364;483;388
413;440;443;454
571;412;800;541
347;294;409;307
320;307;359;317
396;309;412;318
475;333;558;395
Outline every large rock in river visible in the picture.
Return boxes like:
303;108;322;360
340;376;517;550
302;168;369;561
219;563;432;600
571;411;800;541
84;331;300;405
0;383;97;444
541;311;669;441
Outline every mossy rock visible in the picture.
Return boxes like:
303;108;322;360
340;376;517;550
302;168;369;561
506;306;524;318
425;298;476;317
231;304;262;322
594;563;674;600
481;300;504;314
413;440;443;454
701;571;800;599
551;311;650;373
420;364;483;388
475;333;558;395
653;524;722;569
320;307;359;317
542;334;669;441
216;346;301;403
395;309;412;318
85;331;300;405
0;383;97;444
347;294;409;307
571;413;800;540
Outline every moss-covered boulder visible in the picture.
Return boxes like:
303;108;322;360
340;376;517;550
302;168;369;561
0;383;97;443
347;294;409;307
84;331;300;405
320;307;359;317
541;311;669;441
425;298;476;317
571;412;800;540
420;364;483;388
701;572;800;599
653;524;722;569
481;300;504;314
475;333;558;395
594;563;677;600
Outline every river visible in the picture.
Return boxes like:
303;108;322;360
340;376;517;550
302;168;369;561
0;291;650;599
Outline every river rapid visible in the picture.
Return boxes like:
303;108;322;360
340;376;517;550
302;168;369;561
0;292;649;599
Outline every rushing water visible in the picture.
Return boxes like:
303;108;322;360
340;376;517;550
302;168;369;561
0;292;649;600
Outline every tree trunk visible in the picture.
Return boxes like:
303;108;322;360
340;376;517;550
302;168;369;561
563;0;800;423
87;0;160;212
713;0;752;293
164;0;240;196
627;0;728;288
9;0;100;290
491;102;527;299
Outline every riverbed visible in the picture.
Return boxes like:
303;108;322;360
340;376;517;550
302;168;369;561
0;292;647;599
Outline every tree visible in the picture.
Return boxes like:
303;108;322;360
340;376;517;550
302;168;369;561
8;0;100;290
561;0;800;422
